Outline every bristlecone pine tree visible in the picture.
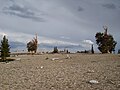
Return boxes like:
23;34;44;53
0;35;10;61
95;26;117;53
27;34;38;53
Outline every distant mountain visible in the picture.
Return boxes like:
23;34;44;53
9;41;25;48
9;40;83;52
40;43;81;49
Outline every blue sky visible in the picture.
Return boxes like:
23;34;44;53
0;0;120;52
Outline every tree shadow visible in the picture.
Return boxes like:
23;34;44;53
0;59;15;63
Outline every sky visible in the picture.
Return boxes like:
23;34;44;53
0;0;120;52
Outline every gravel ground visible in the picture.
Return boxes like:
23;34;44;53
0;54;120;90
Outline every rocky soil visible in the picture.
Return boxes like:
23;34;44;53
0;54;120;90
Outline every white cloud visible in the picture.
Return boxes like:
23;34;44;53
0;28;79;47
0;32;7;37
80;40;94;49
83;40;94;45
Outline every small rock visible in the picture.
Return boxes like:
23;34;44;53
107;79;115;84
88;80;99;84
41;66;43;69
87;70;95;73
59;60;63;63
45;57;49;60
117;84;120;88
66;54;71;59
51;58;59;60
16;58;21;60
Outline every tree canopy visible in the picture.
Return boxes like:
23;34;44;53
27;35;38;53
95;26;117;53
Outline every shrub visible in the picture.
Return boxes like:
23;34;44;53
53;46;58;53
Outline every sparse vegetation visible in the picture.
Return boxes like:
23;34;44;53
53;46;58;53
95;26;117;53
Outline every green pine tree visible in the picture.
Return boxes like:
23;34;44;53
0;36;10;61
